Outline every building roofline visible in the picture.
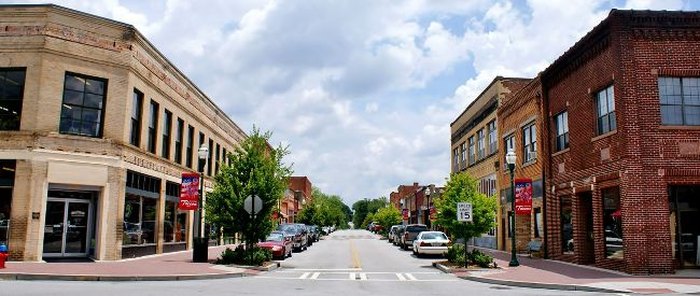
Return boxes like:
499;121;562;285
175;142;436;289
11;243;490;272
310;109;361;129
450;76;531;127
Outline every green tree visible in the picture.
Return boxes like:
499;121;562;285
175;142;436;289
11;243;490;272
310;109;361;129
298;188;351;228
206;128;292;250
362;212;375;230
373;206;401;235
434;172;497;243
352;197;387;228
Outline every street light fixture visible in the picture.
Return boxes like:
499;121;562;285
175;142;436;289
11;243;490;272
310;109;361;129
506;148;519;267
193;144;209;263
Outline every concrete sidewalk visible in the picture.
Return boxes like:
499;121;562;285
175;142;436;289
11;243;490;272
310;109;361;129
447;248;700;294
0;244;261;281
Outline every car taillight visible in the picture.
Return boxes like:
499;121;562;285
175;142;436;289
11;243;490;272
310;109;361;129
420;241;430;247
404;233;408;239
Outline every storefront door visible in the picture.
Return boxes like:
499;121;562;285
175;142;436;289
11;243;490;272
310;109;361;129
670;186;700;269
43;198;92;258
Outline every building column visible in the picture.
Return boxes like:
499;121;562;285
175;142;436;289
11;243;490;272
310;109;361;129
9;159;48;261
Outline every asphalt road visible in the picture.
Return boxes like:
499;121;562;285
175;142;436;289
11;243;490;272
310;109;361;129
0;229;611;296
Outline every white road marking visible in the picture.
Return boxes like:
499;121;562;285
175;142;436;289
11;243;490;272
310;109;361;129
310;272;321;280
405;273;417;281
283;268;362;272
349;272;355;280
396;273;406;281
298;272;310;280
359;273;367;280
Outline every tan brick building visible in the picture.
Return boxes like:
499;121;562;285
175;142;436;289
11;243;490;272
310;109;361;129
450;76;530;249
0;4;247;261
496;77;545;253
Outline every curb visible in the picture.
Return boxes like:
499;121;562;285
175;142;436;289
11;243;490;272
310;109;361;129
432;262;629;294
0;271;248;282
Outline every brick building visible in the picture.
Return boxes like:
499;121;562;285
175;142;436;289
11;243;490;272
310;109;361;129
282;176;312;223
0;5;247;261
451;76;530;249
496;77;546;253
390;183;420;224
543;10;700;274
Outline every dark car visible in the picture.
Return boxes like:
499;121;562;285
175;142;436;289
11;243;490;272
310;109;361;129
257;231;292;260
277;223;308;252
401;224;428;250
308;225;321;242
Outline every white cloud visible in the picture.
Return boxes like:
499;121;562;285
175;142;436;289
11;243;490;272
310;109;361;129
6;0;690;205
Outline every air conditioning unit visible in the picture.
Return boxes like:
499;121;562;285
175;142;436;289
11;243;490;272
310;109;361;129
528;151;538;161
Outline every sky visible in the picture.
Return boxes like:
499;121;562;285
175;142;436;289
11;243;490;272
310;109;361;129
4;0;698;206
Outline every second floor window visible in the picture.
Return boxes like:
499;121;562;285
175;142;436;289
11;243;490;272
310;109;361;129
522;122;537;163
488;120;497;155
555;111;569;151
659;77;700;126
147;100;159;153
186;125;194;168
174;118;184;164
162;109;172;159
504;134;514;170
453;148;459;171
130;89;143;146
596;85;616;134
468;136;475;165
0;68;26;131
460;142;466;166
477;128;485;160
60;73;107;137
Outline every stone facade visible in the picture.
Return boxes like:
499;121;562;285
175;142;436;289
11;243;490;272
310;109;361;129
0;5;247;261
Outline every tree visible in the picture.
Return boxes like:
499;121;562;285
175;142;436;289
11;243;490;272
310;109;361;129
434;172;497;243
372;206;401;235
352;197;387;228
297;188;351;228
206;128;292;250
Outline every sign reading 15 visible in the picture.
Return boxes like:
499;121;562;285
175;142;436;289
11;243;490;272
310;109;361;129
457;202;473;222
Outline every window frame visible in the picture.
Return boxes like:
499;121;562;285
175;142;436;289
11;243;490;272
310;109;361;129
468;136;475;165
0;68;27;131
186;125;194;168
59;72;108;138
161;109;172;159
658;77;700;126
130;89;143;146
477;128;485;160
522;122;537;163
147;100;159;153
487;120;497;155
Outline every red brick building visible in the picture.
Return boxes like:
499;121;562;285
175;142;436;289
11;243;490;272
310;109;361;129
543;10;700;274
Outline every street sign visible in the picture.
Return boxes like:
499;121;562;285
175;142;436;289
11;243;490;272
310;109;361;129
244;195;263;215
456;202;472;222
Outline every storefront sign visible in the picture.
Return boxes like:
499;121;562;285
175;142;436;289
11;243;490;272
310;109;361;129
515;178;533;215
178;172;200;210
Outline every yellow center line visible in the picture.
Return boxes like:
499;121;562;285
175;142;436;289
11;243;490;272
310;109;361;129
350;240;362;268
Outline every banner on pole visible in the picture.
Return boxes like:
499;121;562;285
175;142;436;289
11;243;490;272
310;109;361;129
178;172;200;210
515;178;533;215
402;209;409;221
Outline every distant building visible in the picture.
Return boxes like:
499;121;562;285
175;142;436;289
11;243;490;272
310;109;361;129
283;176;312;223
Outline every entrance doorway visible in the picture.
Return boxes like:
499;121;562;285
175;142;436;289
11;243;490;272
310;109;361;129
43;191;95;258
578;192;595;264
670;186;700;269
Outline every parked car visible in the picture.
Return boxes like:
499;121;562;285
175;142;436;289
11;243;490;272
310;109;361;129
257;231;293;260
308;225;321;242
388;225;403;244
394;225;406;246
412;231;450;257
277;223;308;252
401;224;428;250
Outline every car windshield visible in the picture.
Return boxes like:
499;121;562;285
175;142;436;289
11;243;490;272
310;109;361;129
421;232;447;240
406;225;428;232
266;233;284;242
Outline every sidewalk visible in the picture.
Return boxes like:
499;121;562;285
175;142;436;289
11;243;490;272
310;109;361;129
449;248;700;294
0;244;260;281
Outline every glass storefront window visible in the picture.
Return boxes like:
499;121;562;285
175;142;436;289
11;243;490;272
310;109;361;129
123;194;142;245
602;187;623;259
561;196;574;254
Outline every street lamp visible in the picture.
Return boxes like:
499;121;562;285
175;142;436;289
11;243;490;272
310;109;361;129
425;187;431;228
193;144;209;263
506;148;519;267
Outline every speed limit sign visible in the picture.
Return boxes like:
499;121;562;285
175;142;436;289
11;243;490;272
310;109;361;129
457;202;472;222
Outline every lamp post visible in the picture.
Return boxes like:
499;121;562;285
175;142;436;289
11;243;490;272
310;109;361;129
506;148;519;267
193;144;209;263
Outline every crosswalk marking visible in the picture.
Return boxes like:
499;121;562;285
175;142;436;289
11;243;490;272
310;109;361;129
359;273;367;280
405;273;417;281
299;272;310;280
396;273;406;281
349;272;355;280
256;271;457;282
310;272;321;280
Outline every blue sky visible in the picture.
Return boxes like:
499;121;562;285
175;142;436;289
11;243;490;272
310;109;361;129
3;0;698;206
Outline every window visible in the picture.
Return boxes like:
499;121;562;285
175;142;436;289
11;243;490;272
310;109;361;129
596;85;616;134
208;139;214;176
602;187;623;259
59;73;107;137
198;132;205;171
659;77;700;126
162;109;172;159
215;143;220;174
186;125;194;168
453;148;459;172
522;122;536;163
504;134;514;170
468;136;475;165
555;111;569;151
124;171;160;245
165;182;186;243
174;118;184;164
561;196;573;254
147;100;159;153
130;89;143;146
477;128;485;160
460;142;466;167
0;68;26;130
488;120;497;155
222;148;228;166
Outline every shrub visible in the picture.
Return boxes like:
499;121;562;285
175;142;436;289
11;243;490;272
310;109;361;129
216;245;272;266
446;243;467;266
446;244;494;268
469;249;493;268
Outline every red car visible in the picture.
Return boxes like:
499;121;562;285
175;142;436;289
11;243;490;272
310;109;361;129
257;231;292;260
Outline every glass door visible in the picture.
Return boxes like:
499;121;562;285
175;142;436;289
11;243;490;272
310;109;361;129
43;198;92;257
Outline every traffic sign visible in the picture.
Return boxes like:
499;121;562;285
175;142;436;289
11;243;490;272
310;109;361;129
244;195;263;215
456;202;472;222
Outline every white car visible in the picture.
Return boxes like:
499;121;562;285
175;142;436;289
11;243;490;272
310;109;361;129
412;231;450;257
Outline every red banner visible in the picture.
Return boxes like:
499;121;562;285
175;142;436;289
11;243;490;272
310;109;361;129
429;206;437;221
402;209;409;221
178;172;200;210
515;178;533;215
